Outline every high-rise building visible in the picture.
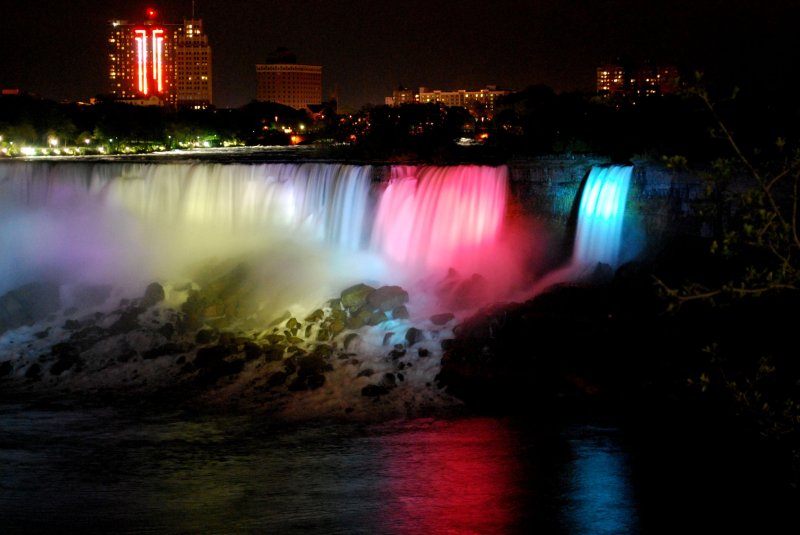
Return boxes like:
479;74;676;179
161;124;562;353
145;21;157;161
596;64;627;96
108;9;213;108
256;48;322;110
174;19;212;109
387;86;510;119
108;9;175;105
597;62;679;97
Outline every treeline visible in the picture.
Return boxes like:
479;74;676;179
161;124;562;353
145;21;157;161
0;96;318;151
1;84;797;162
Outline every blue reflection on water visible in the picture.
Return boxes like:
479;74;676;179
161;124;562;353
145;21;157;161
0;404;644;534
560;425;639;534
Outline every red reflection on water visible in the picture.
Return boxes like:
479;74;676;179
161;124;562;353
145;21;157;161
380;418;521;534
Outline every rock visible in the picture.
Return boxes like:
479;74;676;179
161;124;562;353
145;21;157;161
63;319;82;331
108;307;143;335
312;344;333;359
288;373;326;391
25;363;42;380
0;282;61;334
418;348;430;357
267;371;288;387
0;361;13;378
297;354;333;377
265;333;285;345
392;305;410;320
50;343;82;375
346;308;373;329
381;373;397;388
142;343;186;360
140;282;166;308
368;310;388;326
180;262;256;330
195;359;244;386
361;384;391;397
367;286;409;312
430;312;455;325
283;357;297;375
306;373;326;390
343;333;361;350
357;368;374;378
35;327;51;339
440;273;489;310
194;344;235;368
158;323;175;340
340;283;376;311
264;345;285;362
286;317;301;334
243;341;263;360
328;319;346;337
405;327;424;346
305;309;325;322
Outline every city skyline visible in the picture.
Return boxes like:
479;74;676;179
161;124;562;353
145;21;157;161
0;1;797;110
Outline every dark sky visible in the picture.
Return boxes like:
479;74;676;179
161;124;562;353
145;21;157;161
0;0;796;110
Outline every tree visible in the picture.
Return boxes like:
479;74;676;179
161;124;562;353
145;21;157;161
656;86;800;306
654;81;800;486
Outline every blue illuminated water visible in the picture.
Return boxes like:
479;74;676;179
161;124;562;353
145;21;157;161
574;165;633;269
1;156;795;533
0;402;794;535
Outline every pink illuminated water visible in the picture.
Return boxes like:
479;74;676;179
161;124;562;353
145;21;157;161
0;160;632;315
371;165;507;270
0;161;544;315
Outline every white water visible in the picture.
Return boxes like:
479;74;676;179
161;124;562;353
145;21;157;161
0;159;635;418
573;165;633;268
528;164;634;295
0;161;544;318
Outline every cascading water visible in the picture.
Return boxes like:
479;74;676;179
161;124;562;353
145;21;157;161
0;161;634;311
572;165;633;269
527;164;634;295
0;161;528;315
371;165;507;271
0;158;633;417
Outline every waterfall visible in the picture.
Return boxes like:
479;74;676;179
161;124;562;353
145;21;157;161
573;165;633;269
370;165;508;271
526;164;633;296
0;161;526;314
0;160;635;309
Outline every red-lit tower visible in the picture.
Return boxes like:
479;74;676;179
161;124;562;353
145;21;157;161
108;8;176;106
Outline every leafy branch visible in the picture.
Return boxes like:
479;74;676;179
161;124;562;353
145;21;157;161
656;80;800;309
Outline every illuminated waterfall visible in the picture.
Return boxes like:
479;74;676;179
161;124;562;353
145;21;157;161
0;161;525;312
370;165;508;271
573;165;633;268
0;160;634;309
526;164;634;296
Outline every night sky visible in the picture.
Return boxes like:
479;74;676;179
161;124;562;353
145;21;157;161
0;0;796;110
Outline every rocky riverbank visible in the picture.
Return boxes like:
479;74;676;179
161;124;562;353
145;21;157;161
0;260;475;421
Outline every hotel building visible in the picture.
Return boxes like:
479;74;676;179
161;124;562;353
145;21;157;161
597;62;679;97
256;49;322;110
108;9;212;108
385;86;510;119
